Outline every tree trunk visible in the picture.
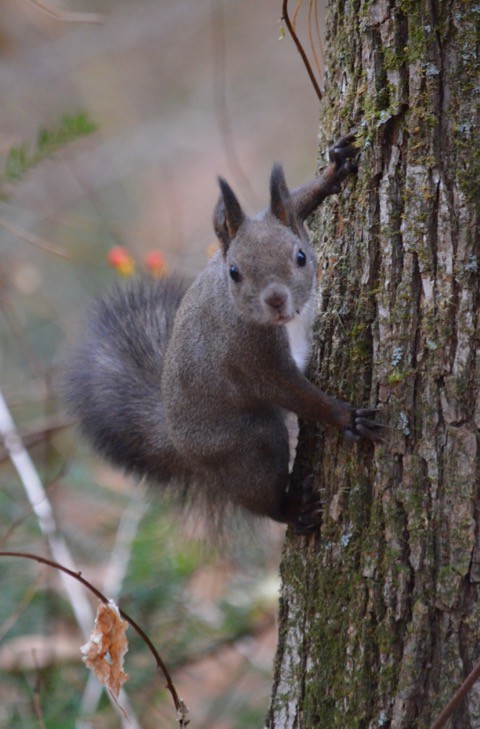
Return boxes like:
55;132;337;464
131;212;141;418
267;1;479;727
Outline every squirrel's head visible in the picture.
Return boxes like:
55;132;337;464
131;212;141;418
212;165;317;327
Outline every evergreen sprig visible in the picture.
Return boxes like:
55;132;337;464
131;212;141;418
2;112;97;188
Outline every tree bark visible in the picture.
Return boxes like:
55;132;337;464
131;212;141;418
268;1;479;727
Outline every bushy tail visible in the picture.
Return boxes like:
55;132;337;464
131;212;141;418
64;277;190;483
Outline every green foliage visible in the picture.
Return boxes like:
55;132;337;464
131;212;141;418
1;112;96;190
0;97;275;723
1;483;276;727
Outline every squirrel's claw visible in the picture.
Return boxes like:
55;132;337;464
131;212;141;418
332;129;358;148
293;474;323;535
329;131;359;172
343;407;383;444
343;428;362;443
356;407;379;418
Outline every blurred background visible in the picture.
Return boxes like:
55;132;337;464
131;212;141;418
0;1;323;726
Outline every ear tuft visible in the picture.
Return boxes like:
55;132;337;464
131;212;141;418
212;177;245;255
270;164;295;228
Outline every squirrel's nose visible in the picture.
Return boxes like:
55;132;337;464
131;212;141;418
265;291;287;311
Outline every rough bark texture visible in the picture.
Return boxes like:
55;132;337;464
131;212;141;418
267;1;479;727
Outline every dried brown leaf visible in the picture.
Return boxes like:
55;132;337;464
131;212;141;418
81;600;129;697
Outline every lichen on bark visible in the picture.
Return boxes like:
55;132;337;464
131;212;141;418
267;1;480;727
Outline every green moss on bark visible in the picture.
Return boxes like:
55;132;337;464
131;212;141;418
268;1;480;727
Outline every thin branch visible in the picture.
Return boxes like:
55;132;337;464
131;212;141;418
430;658;480;729
0;551;189;727
79;495;147;725
307;0;322;81
0;460;70;547
32;653;47;729
170;611;275;672
1;379;53;407
0;389;140;729
0;289;46;378
210;0;259;207
0;415;73;465
0;576;43;641
0;388;92;637
62;154;129;254
291;0;303;29
24;0;104;24
282;0;323;101
0;216;71;259
313;0;326;73
103;496;148;600
196;648;258;729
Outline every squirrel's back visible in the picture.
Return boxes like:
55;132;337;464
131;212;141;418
64;277;190;482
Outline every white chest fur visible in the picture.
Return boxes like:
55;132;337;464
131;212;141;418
285;299;314;372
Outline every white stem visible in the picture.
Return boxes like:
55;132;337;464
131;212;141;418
0;387;141;728
0;388;92;637
78;495;146;729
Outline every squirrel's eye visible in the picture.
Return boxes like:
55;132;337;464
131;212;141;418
229;264;241;283
296;249;307;267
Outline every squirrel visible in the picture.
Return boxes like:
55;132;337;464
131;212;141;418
64;132;381;534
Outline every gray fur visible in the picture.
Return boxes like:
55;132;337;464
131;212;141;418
64;278;190;482
64;139;380;528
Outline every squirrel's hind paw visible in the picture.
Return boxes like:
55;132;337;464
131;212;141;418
293;475;323;535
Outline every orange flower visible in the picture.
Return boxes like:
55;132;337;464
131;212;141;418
107;246;136;276
145;250;167;278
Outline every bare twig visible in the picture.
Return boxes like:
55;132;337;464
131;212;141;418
0;389;140;729
170;611;275;671
0;414;73;465
0;388;92;636
210;0;259;207
32;653;47;729
0;551;189;727
307;0;323;82
0;576;43;641
103;496;147;600
24;0;104;24
79;495;147;725
291;0;303;28
159;166;187;255
0;459;70;547
282;0;323;101
0;291;45;378
430;658;480;729
313;0;325;73
0;217;71;259
62;154;130;254
197;660;251;729
1;379;53;407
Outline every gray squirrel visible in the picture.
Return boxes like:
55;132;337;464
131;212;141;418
65;132;380;534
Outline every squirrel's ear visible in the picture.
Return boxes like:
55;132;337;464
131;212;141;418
270;164;296;229
213;177;245;255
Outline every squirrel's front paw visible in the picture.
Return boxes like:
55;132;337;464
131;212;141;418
293;475;322;535
329;131;359;174
343;408;383;443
